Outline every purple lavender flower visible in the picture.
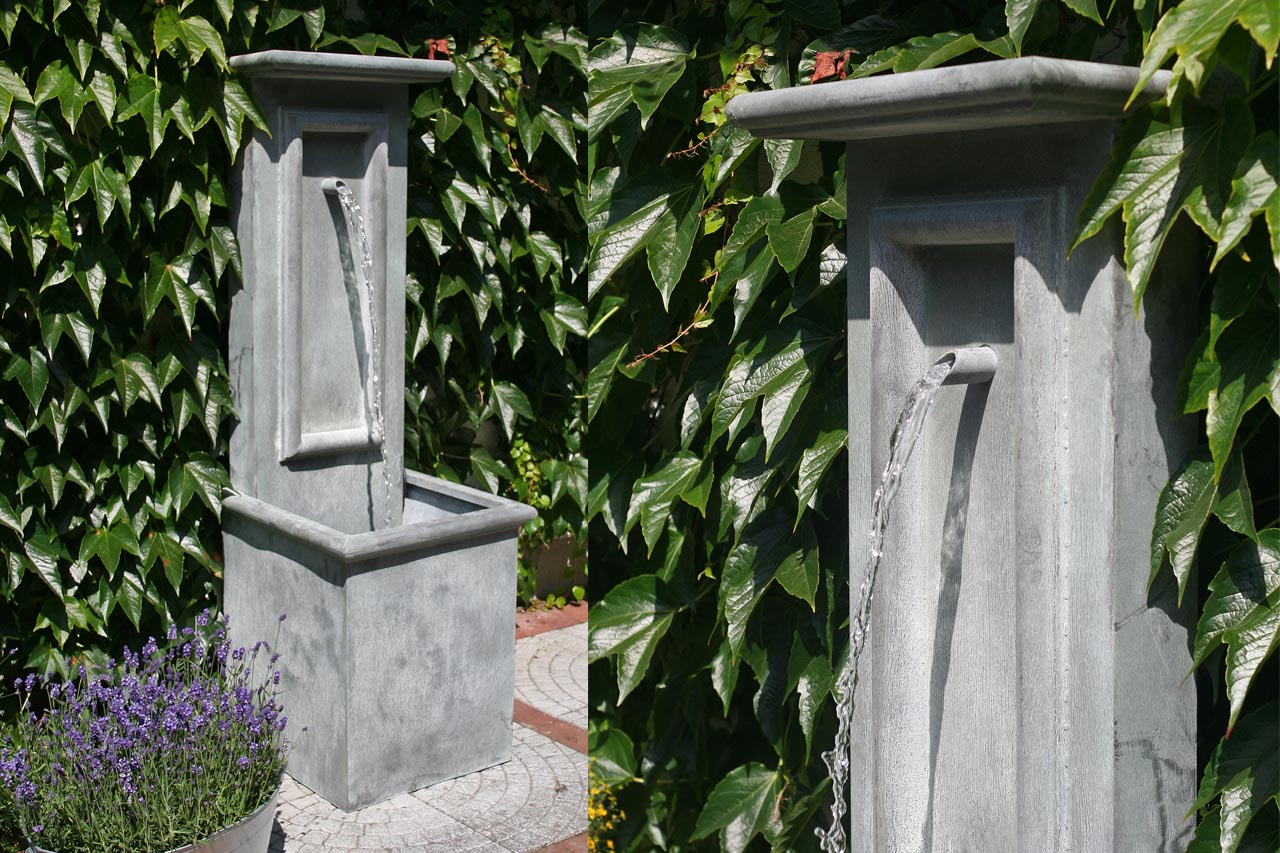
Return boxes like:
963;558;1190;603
0;614;290;852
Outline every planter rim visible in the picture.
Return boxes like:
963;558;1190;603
229;50;452;84
725;55;1172;141
223;469;537;564
26;783;279;853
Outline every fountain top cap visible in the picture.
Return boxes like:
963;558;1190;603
725;56;1169;142
230;50;453;84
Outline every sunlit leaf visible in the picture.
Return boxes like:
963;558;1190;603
1150;447;1217;603
588;575;675;703
588;25;691;131
690;763;782;853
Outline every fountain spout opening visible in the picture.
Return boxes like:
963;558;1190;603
938;345;997;386
320;177;345;196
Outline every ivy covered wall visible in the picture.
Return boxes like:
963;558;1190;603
0;0;585;682
586;1;1277;849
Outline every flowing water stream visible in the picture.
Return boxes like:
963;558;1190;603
816;357;957;853
330;180;394;529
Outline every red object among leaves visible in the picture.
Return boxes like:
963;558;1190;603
426;38;451;60
812;49;852;83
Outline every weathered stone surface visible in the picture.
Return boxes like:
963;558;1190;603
729;58;1197;852
225;472;535;811
224;52;536;811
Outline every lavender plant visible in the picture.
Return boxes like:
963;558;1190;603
0;611;289;853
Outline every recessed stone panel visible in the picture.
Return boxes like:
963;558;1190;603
279;112;389;462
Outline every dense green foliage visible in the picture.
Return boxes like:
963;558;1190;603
0;0;294;681
586;1;1277;851
355;2;588;602
0;0;585;687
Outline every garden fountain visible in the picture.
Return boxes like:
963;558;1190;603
220;51;536;811
728;58;1199;851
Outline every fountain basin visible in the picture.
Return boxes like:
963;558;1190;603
222;471;536;811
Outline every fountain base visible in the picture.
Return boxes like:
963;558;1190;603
222;471;536;811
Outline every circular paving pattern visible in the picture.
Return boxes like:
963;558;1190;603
269;620;588;852
270;723;587;852
514;622;588;729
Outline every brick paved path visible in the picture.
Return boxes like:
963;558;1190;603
269;606;588;852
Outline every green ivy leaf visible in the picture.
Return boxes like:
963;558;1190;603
722;516;811;655
8;107;62;190
25;535;62;596
469;447;512;493
717;435;773;545
0;493;23;536
588;177;691;299
711;638;741;716
172;453;227;518
1212;133;1279;270
1214;450;1258;540
153;6;181;53
32;61;73;108
1073;101;1253;304
764;138;803;195
177;15;226;68
1191;701;1279;851
1150;447;1217;604
711;321;835;446
4;346;49;408
588;727;637;786
722;196;784;268
796;426;846;526
853;31;991;76
1207;309;1278;477
773;521;820;609
118;75;171;155
116;353;163;413
646;192;701;308
78;523;141;578
766;209;815;274
1193;530;1279;667
729;246;777;337
588;25;691;131
0;61;33;126
690;763;782;853
788;635;834;754
489;381;533;441
626;452;703;553
116;570;144;629
1133;0;1278;103
587;574;675;703
587;334;629;423
540;292;587;353
1005;0;1042;54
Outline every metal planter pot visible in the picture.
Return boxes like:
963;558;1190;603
27;787;278;853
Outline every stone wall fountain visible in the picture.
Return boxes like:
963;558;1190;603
221;51;536;811
728;58;1199;851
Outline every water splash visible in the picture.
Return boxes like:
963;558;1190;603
816;357;955;853
330;180;394;529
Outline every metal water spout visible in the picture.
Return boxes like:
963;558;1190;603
938;346;997;386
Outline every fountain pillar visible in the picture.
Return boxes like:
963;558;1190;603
222;51;537;811
728;58;1198;851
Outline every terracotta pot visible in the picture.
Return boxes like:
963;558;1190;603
27;786;278;853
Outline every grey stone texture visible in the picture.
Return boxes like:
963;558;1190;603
730;58;1198;852
223;51;535;812
269;625;589;852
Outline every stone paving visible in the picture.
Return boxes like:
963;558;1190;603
269;607;588;852
514;622;587;730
